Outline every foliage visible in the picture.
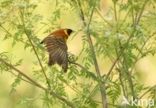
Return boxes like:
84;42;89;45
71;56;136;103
0;0;156;108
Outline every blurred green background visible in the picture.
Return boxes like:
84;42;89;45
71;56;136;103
0;0;156;108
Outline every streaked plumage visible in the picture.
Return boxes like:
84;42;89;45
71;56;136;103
41;28;73;72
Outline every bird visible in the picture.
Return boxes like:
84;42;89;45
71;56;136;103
40;28;73;72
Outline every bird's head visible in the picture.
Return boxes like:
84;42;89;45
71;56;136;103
41;28;74;44
64;28;73;37
50;28;73;40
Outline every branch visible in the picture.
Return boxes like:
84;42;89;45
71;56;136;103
76;0;86;26
0;58;46;90
0;58;76;108
86;3;101;77
105;56;120;79
135;0;149;25
69;61;91;72
69;61;99;82
75;0;108;107
19;10;50;88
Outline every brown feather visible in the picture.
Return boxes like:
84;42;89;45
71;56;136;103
42;35;68;72
41;29;73;72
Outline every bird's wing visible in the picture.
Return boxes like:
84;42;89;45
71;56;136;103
41;35;68;72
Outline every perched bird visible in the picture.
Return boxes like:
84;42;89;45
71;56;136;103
41;28;73;72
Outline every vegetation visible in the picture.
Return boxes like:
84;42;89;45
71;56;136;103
0;0;156;108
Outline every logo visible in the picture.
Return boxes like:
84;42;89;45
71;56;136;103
121;97;155;107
